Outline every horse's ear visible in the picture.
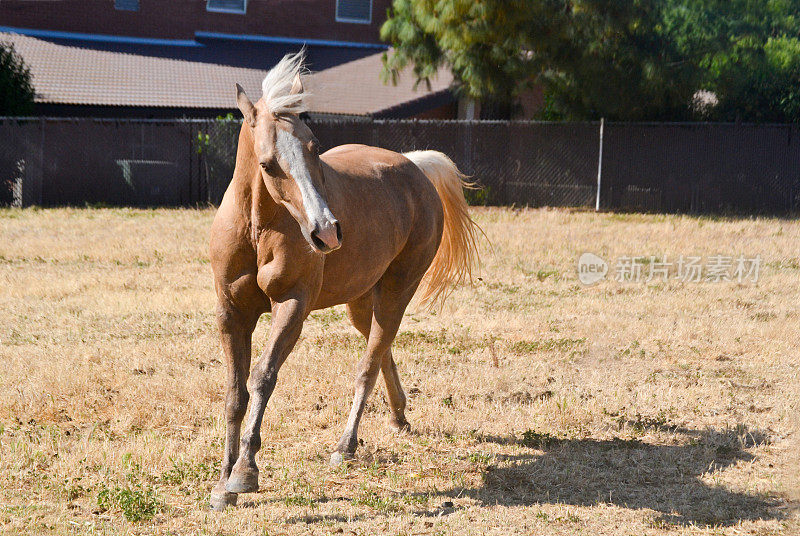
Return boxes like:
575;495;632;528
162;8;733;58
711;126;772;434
235;83;256;127
290;74;304;95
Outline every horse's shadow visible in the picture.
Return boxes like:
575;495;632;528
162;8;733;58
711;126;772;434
270;424;791;528
437;424;787;527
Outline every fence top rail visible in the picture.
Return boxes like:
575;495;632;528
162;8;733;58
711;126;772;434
602;121;800;128
0;116;600;125
1;116;800;128
0;116;233;125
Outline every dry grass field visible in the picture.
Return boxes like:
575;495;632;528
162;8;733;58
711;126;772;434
1;206;799;535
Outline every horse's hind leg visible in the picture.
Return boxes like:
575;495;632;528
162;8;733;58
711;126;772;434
381;353;409;431
210;305;257;510
332;284;414;465
346;293;409;433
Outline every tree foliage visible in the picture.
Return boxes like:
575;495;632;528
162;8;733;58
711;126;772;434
381;0;800;121
0;42;34;116
662;0;800;122
380;0;565;116
543;1;697;121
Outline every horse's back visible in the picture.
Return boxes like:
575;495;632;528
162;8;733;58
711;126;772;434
321;142;442;245
311;144;444;309
322;144;431;188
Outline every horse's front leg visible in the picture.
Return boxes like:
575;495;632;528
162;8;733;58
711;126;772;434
226;293;310;494
210;304;257;510
211;302;258;510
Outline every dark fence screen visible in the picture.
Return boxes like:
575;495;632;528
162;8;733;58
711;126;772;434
303;120;599;207
602;123;800;213
0;118;199;207
1;117;799;214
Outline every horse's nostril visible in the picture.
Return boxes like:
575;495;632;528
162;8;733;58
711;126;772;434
310;228;327;250
334;221;342;242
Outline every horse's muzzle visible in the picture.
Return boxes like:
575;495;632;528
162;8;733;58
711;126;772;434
310;220;342;253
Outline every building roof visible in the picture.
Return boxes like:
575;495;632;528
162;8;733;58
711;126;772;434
305;52;453;117
0;29;453;116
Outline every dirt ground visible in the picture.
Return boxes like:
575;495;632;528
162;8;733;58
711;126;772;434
1;206;798;535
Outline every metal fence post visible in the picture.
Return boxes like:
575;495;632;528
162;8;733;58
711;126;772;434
595;118;605;211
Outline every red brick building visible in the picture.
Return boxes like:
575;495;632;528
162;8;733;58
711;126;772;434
0;0;392;44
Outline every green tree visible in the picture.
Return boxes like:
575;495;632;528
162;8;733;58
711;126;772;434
381;0;800;122
541;0;698;120
380;0;567;118
0;42;34;116
380;0;694;120
662;0;800;122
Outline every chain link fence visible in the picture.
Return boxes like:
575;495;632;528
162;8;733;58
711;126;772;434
602;123;800;213
2;117;799;214
302;119;600;207
0;118;199;207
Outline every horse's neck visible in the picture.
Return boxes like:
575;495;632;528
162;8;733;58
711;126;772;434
232;124;278;230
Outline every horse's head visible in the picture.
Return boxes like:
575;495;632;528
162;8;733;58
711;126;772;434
235;52;341;254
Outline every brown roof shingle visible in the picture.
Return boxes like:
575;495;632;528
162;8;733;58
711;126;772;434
305;52;452;116
1;31;452;116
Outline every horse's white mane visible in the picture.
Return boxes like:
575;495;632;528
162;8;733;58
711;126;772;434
262;50;309;115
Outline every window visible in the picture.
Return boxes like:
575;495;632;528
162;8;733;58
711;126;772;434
114;0;139;11
206;0;247;14
336;0;371;24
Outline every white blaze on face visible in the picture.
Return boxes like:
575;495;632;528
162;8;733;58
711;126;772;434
275;128;339;249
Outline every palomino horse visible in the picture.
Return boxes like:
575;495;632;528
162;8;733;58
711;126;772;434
208;52;481;510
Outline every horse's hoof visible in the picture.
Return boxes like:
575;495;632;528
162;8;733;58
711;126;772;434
209;486;238;510
330;450;355;467
226;465;259;494
388;417;411;433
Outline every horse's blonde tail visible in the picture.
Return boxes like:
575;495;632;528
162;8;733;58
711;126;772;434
404;150;483;310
